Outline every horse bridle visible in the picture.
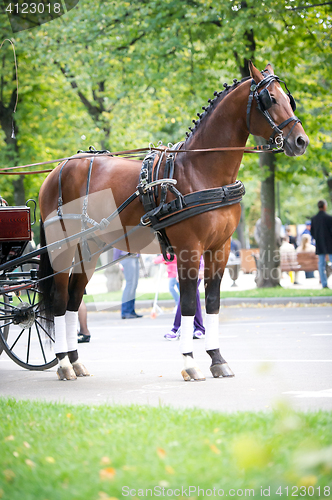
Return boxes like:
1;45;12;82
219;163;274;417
246;73;301;151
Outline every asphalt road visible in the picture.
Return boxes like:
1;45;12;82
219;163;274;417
0;305;331;412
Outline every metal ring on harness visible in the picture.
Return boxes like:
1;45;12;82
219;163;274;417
140;178;177;194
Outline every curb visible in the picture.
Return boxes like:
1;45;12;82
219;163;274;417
86;296;332;312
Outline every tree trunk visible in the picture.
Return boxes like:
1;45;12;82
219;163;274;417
322;167;332;204
255;139;280;288
13;176;26;205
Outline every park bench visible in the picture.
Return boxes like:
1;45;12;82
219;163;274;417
240;249;320;274
280;251;318;273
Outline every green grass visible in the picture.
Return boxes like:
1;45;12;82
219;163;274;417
1;398;332;500
84;287;332;303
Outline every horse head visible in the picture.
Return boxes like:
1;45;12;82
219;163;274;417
247;61;309;157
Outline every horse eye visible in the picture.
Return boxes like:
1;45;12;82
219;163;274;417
271;96;277;104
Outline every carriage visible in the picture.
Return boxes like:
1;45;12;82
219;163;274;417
0;197;57;370
0;61;309;381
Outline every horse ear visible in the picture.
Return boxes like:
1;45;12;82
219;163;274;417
248;60;263;84
264;63;274;75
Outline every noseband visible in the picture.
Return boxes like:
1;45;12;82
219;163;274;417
246;74;301;151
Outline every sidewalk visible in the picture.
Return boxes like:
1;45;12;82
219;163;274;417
85;266;332;312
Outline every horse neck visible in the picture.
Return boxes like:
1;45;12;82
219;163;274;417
179;81;250;189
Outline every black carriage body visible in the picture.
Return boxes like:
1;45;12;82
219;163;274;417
0;206;31;265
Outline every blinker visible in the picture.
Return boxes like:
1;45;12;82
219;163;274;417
258;88;272;111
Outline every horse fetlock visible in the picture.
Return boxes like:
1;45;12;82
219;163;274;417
210;363;235;378
68;349;79;364
181;354;205;381
207;348;225;365
56;354;77;380
57;365;77;381
72;360;90;377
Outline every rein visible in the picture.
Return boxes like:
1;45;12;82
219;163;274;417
0;73;298;176
0;143;279;176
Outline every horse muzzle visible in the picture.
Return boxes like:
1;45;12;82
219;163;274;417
284;132;309;157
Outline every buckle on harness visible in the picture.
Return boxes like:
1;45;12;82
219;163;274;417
274;134;284;149
139;178;177;194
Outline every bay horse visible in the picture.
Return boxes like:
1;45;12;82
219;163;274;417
38;61;308;381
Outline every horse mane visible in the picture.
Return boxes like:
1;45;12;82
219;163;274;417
184;76;251;142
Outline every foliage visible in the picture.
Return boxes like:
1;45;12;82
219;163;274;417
0;0;332;221
1;398;332;500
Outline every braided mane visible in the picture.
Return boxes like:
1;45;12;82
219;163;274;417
184;76;251;141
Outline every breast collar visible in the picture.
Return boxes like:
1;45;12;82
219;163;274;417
246;74;301;151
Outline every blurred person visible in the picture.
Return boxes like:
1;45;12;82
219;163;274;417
77;298;90;343
296;233;316;279
286;226;297;249
280;235;299;284
311;200;332;289
113;249;143;319
154;253;179;305
164;257;205;341
301;220;315;245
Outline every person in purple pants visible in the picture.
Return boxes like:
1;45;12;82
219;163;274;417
164;257;205;340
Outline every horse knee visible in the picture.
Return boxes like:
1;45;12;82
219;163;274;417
53;291;68;316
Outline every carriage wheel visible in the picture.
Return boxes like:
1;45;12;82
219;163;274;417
0;287;57;371
0;293;10;355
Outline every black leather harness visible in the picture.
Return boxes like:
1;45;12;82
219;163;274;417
46;145;245;263
137;143;245;260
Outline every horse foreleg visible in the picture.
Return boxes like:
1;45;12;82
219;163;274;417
178;261;205;381
51;273;78;380
204;249;234;378
63;248;99;377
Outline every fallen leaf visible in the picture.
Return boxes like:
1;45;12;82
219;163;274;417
298;476;318;488
45;456;55;464
25;459;35;467
159;480;169;487
13;452;19;458
98;493;119;500
99;467;116;481
23;441;31;449
4;435;14;441
3;469;15;482
210;444;220;455
100;456;111;465
157;447;166;459
165;465;175;474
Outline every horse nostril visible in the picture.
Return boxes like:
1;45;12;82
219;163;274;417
296;135;307;149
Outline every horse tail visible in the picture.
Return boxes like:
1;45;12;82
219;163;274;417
38;220;55;336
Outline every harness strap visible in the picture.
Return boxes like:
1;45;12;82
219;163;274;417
57;159;70;217
141;180;245;231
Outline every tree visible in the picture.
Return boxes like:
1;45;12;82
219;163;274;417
1;0;332;272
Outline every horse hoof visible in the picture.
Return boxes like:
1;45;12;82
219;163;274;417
210;363;235;378
72;362;90;377
181;367;206;381
57;366;77;381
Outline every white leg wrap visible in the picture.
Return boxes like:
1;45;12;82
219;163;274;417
205;313;220;351
59;354;71;368
54;315;67;354
179;315;194;354
65;310;79;352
